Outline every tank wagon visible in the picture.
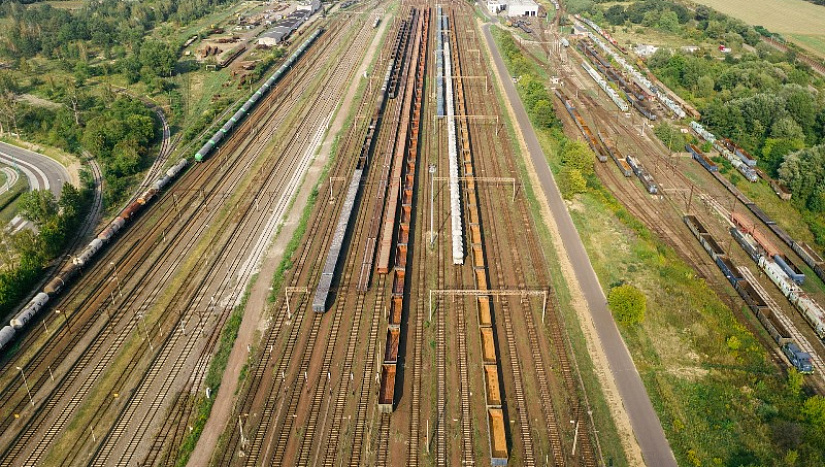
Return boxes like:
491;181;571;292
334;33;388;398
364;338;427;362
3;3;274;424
0;325;14;351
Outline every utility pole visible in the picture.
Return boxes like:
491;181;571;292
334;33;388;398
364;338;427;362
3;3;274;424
16;366;33;407
429;164;437;247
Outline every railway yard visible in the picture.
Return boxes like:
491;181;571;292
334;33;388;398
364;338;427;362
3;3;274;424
3;0;825;466
0;0;607;465
516;5;825;411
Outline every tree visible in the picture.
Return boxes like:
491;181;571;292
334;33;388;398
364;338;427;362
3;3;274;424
20;190;58;227
532;99;557;129
557;167;586;199
772;117;805;142
788;368;804;398
762;137;804;176
604;5;626;25
138;40;176;77
608;283;646;326
803;395;825;434
653;122;685;152
696;75;715;97
694;5;710;22
657;10;679;33
560;140;594;176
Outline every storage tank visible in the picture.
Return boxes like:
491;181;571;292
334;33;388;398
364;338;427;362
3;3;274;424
760;256;797;297
74;239;104;266
0;325;15;350
11;292;50;329
795;296;825;339
98;217;126;242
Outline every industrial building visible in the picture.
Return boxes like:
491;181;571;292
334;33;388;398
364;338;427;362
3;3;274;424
505;0;538;17
296;0;321;14
486;0;539;17
485;0;505;14
257;10;311;46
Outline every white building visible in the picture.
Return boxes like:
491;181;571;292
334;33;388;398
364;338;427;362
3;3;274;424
486;0;505;14
296;0;321;14
506;0;538;17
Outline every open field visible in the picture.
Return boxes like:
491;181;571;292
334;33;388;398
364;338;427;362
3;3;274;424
692;0;825;35
693;0;825;57
787;33;825;57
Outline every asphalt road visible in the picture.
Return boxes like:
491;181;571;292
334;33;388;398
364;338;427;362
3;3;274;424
0;141;70;198
480;22;678;467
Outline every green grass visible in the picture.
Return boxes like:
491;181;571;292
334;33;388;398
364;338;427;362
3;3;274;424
787;34;825;59
489;23;629;466
173;294;247;466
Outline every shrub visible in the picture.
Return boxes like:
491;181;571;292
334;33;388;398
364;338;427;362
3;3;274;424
607;283;646;325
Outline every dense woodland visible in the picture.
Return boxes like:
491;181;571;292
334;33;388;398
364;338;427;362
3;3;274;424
0;0;239;309
0;0;242;206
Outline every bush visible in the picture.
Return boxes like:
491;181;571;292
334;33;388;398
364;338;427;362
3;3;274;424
558;167;587;199
607;283;646;325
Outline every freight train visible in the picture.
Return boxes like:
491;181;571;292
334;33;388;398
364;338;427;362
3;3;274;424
688;121;757;182
195;28;323;162
686;143;718;172
690;127;825;287
0;157;190;353
625;155;658;194
684;215;816;373
577;21;687;118
1;30;324;354
579;40;657;121
597;132;631;176
553;89;607;162
727;218;825;341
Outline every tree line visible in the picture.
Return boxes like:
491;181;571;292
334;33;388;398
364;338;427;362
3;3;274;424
0;0;236;60
0;184;90;315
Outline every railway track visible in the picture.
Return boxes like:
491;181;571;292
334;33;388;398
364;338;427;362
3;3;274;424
214;13;398;466
454;5;600;465
0;20;355;467
75;27;351;466
404;14;441;463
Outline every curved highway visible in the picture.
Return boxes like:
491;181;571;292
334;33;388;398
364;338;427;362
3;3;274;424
0;167;19;196
0;141;70;198
480;20;677;467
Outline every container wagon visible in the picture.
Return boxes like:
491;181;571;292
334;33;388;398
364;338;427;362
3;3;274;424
774;254;805;285
722;139;757;167
686;144;718;172
716;255;744;286
628;95;656;121
783;342;814;374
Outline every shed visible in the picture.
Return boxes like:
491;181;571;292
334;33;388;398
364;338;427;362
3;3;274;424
506;0;538;17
